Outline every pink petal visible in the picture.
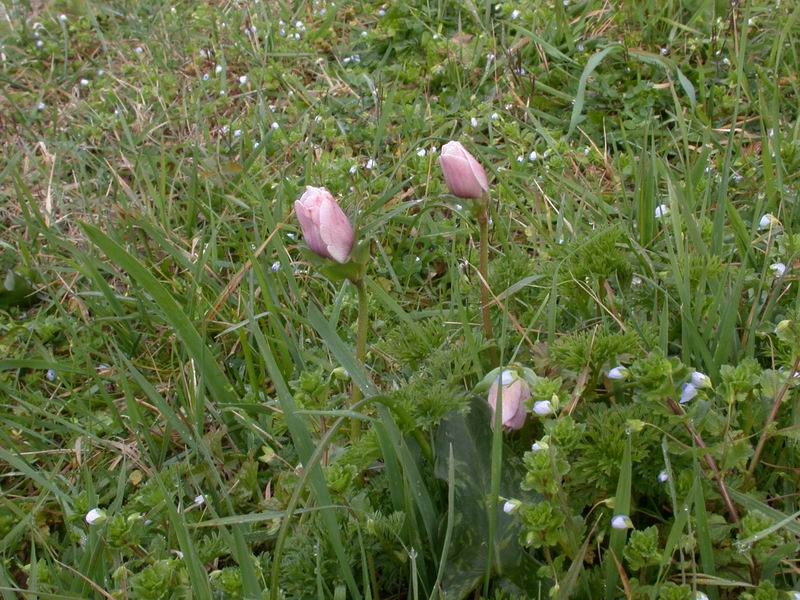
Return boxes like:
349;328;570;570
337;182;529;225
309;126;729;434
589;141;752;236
466;151;489;194
318;195;355;263
294;196;327;257
487;379;529;431
439;142;489;199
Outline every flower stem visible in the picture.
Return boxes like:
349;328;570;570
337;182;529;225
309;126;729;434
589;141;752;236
747;354;800;476
477;204;497;365
351;278;369;441
666;398;739;524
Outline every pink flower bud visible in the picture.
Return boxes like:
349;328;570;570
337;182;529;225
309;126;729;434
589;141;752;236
439;141;489;199
487;370;529;430
294;186;355;263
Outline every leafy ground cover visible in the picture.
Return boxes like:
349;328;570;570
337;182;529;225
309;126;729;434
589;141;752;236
1;0;800;598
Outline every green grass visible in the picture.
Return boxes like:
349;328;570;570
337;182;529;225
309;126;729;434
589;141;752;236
2;0;800;598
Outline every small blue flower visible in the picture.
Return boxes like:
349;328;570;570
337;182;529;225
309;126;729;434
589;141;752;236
758;213;778;230
680;382;698;404
770;262;786;277
607;366;629;381
611;514;633;529
690;371;712;389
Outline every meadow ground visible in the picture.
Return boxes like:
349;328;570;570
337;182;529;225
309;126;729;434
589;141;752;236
1;0;800;598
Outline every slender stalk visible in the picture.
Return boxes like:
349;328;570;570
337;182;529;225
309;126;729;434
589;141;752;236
368;553;381;600
666;398;739;524
477;203;497;365
748;354;800;476
351;278;369;441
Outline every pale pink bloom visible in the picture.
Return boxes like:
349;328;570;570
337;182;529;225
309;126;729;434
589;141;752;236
294;186;355;263
487;370;529;430
439;141;489;199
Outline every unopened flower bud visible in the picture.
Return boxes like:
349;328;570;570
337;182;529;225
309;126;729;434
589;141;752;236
487;369;529;430
690;371;712;389
770;262;787;277
533;400;554;416
294;186;355;264
758;213;779;230
439;141;489;199
85;508;107;525
611;514;633;529
607;366;629;381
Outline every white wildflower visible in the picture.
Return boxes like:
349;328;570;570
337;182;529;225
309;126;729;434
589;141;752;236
611;515;633;529
770;262;786;277
758;213;777;230
85;508;106;525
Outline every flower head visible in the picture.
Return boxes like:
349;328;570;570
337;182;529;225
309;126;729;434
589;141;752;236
690;371;712;389
607;366;629;381
533;400;554;416
85;508;107;525
294;186;355;264
657;470;669;483
439;141;489;199
611;514;633;529
758;213;779;230
654;204;670;218
502;499;521;514
487;369;529;430
531;440;548;452
770;262;787;277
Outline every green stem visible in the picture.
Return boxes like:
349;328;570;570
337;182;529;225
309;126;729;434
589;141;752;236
747;354;800;476
351;278;369;441
477;204;497;365
368;553;381;600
